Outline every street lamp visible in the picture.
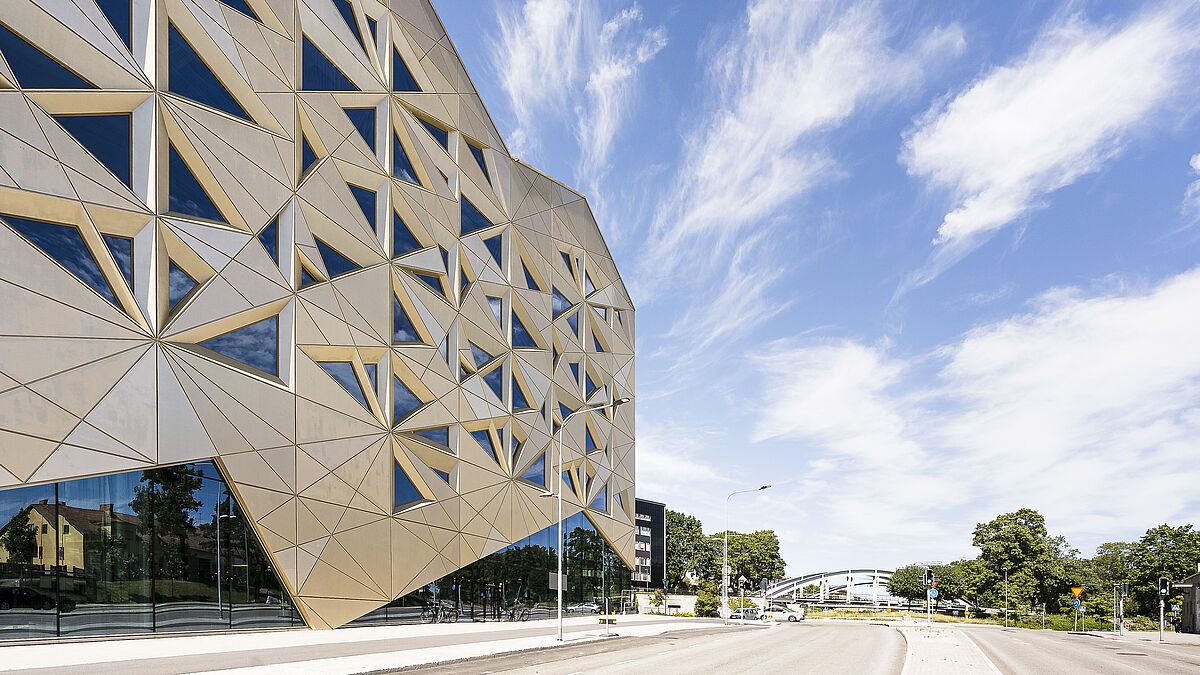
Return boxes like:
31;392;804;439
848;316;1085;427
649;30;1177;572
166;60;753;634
723;485;770;621
1003;567;1009;628
539;395;631;642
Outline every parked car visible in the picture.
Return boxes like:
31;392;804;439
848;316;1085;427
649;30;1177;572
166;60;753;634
568;602;600;613
729;607;759;620
0;587;74;612
760;605;804;622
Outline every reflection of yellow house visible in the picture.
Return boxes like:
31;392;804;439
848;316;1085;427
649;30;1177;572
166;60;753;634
0;502;142;572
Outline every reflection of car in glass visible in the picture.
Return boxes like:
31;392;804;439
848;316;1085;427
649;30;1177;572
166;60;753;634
0;587;74;612
729;607;759;620
761;605;804;622
569;602;600;613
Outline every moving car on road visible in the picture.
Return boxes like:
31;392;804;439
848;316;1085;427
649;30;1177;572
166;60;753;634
760;605;805;622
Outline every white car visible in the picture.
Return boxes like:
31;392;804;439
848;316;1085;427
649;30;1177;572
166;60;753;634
729;608;759;620
569;602;600;613
760;605;805;622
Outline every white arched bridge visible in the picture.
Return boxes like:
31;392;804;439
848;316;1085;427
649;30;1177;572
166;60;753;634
764;569;896;603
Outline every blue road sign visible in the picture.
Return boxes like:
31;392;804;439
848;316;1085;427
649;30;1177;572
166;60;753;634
929;588;939;599
1080;606;1086;613
1073;598;1080;608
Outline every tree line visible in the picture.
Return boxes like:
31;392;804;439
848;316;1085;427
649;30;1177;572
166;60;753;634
663;508;786;614
887;508;1199;619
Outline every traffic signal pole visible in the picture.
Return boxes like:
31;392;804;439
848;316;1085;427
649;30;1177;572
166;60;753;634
1160;596;1165;642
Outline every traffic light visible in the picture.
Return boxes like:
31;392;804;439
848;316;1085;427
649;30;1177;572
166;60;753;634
1121;582;1129;597
922;569;932;587
1159;577;1171;596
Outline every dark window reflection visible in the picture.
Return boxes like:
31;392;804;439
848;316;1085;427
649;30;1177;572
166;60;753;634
0;462;298;640
346;510;631;627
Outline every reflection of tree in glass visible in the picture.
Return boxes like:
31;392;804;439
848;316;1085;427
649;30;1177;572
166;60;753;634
132;468;201;580
0;509;37;575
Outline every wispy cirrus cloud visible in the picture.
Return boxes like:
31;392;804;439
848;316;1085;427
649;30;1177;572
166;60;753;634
489;0;665;192
898;4;1200;296
635;0;961;375
750;266;1200;566
1184;152;1200;222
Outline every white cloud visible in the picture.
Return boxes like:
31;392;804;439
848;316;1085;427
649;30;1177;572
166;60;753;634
632;0;962;380
489;0;665;181
899;5;1200;293
1184;152;1200;221
750;267;1200;568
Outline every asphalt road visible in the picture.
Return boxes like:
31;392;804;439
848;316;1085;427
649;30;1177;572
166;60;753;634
398;621;906;675
960;624;1200;674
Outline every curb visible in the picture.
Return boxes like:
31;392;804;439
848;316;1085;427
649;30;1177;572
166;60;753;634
361;634;626;674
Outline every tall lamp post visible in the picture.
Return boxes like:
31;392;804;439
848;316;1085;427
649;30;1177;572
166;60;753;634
1003;567;1009;628
723;485;770;620
540;395;631;642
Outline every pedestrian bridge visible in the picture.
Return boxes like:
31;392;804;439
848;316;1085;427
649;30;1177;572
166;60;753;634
764;569;896;603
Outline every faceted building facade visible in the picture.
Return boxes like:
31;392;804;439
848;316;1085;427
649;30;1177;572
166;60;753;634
0;0;635;638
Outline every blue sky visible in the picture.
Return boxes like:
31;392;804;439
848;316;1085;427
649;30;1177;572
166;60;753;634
436;0;1200;575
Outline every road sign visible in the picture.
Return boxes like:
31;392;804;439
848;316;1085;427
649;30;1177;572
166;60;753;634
1080;606;1086;614
929;588;939;599
1173;604;1181;612
1073;598;1080;609
1071;587;1084;598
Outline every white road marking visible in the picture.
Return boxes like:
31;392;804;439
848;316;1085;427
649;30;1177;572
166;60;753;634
961;630;1004;675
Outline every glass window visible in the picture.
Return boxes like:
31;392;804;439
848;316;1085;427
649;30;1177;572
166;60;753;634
219;0;259;21
258;218;278;265
314;237;359;278
415;427;449;447
593;332;603;353
199;315;279;377
394;462;422;507
469;430;496;462
168;23;250;120
487;296;502;327
559;403;572;420
512;312;537;348
585;373;598;397
585;272;595;296
522;261;540;291
319;362;369;410
393;212;421;256
482;365;503;401
483;235;502;268
96;0;132;51
299;265;318;288
301;136;318;175
301;36;358;91
167;260;197;313
344;107;376;152
589;485;607;512
469;342;493;369
519;453;545;486
0;483;58;640
393;132;420;184
551;287;570;317
333;0;367;53
413;272;444;297
0;21;94;89
393;297;420;343
585;428;598;452
568;362;579;383
392;48;420;92
103;234;134;289
168;143;227;223
54;114;132;187
3;215;119;306
393;376;422;423
512;376;530;411
149;466;223;633
460;197;493;236
57;470;153;636
566;311;578;338
417;118;448;149
348;184;376;232
468;143;489;182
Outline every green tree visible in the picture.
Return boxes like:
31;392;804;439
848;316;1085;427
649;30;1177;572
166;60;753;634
665;509;707;592
888;565;926;601
131;467;202;580
802;583;820;595
0;509;37;573
1127;524;1200;616
650;589;665;613
694;586;720;617
972;509;1074;610
704;530;786;589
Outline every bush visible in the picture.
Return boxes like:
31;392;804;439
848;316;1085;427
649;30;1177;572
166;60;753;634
695;589;720;617
673;611;695;617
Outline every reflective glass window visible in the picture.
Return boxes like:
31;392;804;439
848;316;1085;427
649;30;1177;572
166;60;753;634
393;212;421;256
0;483;59;639
0;21;94;89
301;36;358;91
392;48;420;91
97;0;132;51
393;376;422;423
519;453;545;486
482;365;504;400
55;114;132;187
168;23;250;120
319;362;370;410
415;427;449;447
348;184;376;231
512;312;537;348
314;237;359;278
169;144;227;223
393;297;420;343
418;118;448;149
3;216;118;306
102;235;133;289
393;132;419;184
168;261;197;313
258;218;278;264
394;463;422;507
460;197;493;236
483;235;502;268
199;315;278;377
344;107;376;152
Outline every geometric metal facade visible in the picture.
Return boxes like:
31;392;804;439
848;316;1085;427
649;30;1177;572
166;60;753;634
0;0;634;630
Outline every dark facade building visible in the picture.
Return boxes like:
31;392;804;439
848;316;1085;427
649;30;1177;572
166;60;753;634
632;499;666;590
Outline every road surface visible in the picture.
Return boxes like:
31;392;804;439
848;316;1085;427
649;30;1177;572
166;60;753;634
960;624;1200;674
401;621;906;675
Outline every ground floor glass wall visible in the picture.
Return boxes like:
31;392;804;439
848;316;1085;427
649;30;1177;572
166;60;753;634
0;462;299;640
348;511;631;626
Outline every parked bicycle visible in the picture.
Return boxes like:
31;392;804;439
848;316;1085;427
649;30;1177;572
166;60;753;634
504;604;531;622
421;601;459;624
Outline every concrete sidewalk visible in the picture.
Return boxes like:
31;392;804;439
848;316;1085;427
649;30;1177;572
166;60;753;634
893;624;1001;674
0;615;724;675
